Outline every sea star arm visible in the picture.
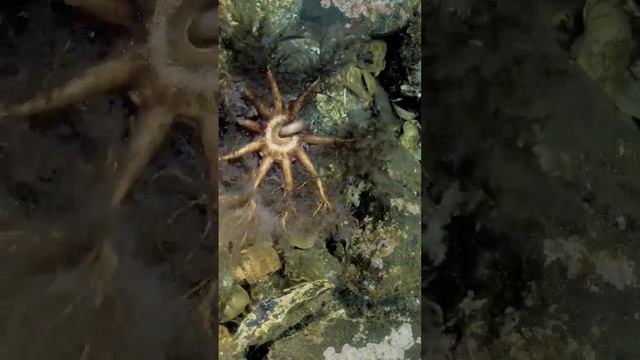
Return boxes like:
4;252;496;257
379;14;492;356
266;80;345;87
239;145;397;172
196;113;219;236
236;119;261;132
266;67;283;112
1;54;138;118
112;105;174;204
303;134;353;145
243;87;271;119
219;138;265;161
295;148;330;206
288;78;319;118
280;157;294;194
251;157;274;191
64;0;134;27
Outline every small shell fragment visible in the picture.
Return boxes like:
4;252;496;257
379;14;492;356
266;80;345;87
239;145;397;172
392;102;418;121
220;284;250;322
234;244;281;284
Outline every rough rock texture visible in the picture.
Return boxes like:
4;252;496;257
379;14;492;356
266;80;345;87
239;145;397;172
425;0;640;357
219;0;421;358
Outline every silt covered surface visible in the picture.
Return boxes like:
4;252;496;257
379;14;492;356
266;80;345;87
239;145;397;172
0;1;216;359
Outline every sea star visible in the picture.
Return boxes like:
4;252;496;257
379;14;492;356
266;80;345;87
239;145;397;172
220;67;350;210
0;0;218;205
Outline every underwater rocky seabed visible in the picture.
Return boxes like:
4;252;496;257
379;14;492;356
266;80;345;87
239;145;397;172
0;1;216;359
219;0;420;359
425;0;640;358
